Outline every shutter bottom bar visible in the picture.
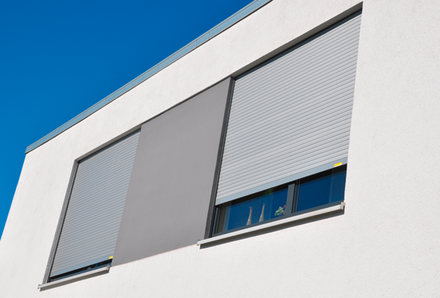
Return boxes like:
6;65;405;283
38;265;110;289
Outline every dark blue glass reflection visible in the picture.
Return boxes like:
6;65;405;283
215;166;347;235
295;167;346;212
217;187;288;233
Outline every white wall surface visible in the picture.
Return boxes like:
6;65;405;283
2;0;440;297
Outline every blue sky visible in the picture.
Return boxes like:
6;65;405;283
0;0;253;239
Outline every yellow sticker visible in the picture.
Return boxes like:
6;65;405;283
334;162;343;167
109;256;113;259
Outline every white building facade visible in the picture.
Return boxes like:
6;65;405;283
1;0;440;297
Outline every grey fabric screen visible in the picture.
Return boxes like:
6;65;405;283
216;12;361;205
50;131;140;277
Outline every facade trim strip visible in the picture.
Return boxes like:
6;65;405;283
25;0;272;154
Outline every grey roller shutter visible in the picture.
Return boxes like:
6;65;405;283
50;131;140;277
216;12;361;205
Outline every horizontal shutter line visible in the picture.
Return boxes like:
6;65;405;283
216;12;361;204
219;126;352;180
218;148;350;199
55;229;121;254
54;212;126;240
233;47;359;100
235;21;361;89
222;122;352;171
67;182;131;204
221;119;352;170
224;95;354;146
220;137;350;183
230;63;358;116
50;131;140;277
218;154;350;200
224;106;353;155
229;69;357;122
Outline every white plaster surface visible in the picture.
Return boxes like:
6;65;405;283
2;0;440;297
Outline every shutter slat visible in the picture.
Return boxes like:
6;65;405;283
218;131;351;195
233;19;361;94
231;48;359;108
224;94;354;150
50;131;140;277
221;118;352;174
216;12;361;204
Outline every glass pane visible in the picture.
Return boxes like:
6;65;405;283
216;187;288;234
329;167;347;203
295;166;346;212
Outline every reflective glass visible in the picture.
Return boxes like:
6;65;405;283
295;166;346;212
217;187;288;233
215;166;347;235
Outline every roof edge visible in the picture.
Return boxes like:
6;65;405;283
25;0;272;154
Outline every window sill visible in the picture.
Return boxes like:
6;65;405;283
37;265;110;290
197;202;345;246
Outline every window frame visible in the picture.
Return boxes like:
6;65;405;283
211;164;347;237
204;10;362;240
41;129;140;286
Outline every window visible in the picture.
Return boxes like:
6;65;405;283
214;165;346;234
45;131;140;283
209;11;361;237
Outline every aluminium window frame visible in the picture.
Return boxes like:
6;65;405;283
203;7;363;240
41;161;79;285
41;128;140;287
211;165;347;237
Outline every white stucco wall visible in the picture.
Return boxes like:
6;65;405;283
2;0;440;297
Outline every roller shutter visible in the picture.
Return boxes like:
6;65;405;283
216;12;361;205
50;131;140;277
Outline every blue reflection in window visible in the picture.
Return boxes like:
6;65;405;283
215;166;347;235
295;167;346;212
218;187;288;233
